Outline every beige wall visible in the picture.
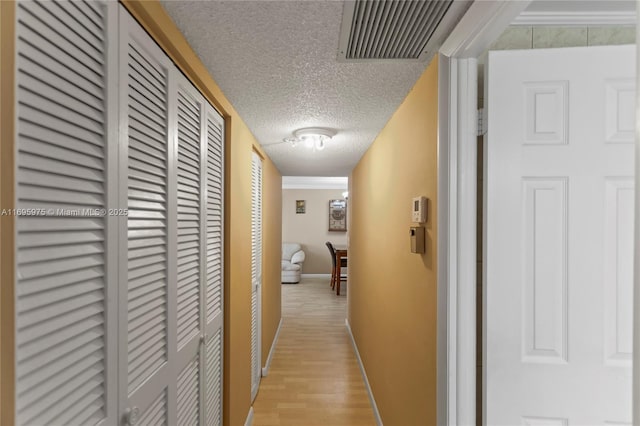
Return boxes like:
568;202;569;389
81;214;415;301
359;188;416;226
349;58;438;425
282;189;347;274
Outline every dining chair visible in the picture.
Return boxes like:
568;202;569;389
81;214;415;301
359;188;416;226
325;241;347;291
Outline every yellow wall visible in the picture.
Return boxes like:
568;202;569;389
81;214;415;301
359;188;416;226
0;2;16;424
349;58;438;425
261;159;282;364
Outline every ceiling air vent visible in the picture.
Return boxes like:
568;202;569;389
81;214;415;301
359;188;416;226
338;0;468;62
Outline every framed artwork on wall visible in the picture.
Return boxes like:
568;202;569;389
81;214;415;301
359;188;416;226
296;200;306;214
328;199;347;231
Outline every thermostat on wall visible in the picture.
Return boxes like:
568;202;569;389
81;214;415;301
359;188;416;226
412;196;427;223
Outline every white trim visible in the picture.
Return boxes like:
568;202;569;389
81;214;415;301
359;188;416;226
512;11;636;27
437;2;532;425
301;273;332;279
440;1;531;58
633;21;640;426
436;55;479;426
455;58;478;426
437;54;455;426
282;176;348;190
345;319;383;426
244;406;254;426
261;317;283;377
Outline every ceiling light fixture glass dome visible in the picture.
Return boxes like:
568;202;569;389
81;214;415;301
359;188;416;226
283;127;336;151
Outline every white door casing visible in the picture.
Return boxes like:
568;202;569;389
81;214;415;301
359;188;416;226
436;2;533;423
635;12;640;425
487;45;635;425
251;151;263;402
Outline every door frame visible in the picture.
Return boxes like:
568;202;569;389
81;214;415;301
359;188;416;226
436;2;640;424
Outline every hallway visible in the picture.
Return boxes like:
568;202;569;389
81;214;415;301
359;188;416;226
252;277;377;426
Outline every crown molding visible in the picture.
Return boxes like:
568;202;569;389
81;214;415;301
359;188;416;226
512;11;636;27
282;176;348;190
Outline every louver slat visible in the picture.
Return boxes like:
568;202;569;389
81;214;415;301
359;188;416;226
177;88;202;349
387;1;421;58
251;289;259;386
15;1;112;425
206;112;224;324
339;0;455;61
203;103;224;426
137;389;168;426
362;1;384;59
250;152;262;399
177;358;200;426
205;330;223;426
126;34;169;394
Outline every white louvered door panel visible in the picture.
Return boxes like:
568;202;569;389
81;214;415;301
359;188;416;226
250;152;263;402
203;103;225;426
118;7;177;424
14;1;118;425
175;72;205;426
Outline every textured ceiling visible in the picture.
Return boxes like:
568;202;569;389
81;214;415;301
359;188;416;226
524;0;635;13
162;0;431;176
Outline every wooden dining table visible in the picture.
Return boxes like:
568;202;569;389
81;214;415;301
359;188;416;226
334;246;347;296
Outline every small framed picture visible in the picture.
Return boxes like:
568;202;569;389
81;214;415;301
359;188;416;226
296;200;306;214
328;199;347;231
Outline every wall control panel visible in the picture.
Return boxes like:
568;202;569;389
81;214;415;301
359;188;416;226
412;196;427;223
410;226;425;254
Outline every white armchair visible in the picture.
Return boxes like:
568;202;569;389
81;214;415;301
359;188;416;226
282;242;305;284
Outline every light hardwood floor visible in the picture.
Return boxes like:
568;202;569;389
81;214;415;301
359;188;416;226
252;277;377;426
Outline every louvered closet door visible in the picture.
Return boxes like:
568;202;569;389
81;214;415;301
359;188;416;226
175;72;206;426
14;1;118;425
118;8;177;424
250;152;263;401
203;103;225;426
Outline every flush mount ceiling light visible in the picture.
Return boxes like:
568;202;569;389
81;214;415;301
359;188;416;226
283;127;337;151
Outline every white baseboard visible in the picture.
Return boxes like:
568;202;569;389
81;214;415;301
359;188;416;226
244;406;254;426
301;273;331;278
345;319;383;426
262;317;283;377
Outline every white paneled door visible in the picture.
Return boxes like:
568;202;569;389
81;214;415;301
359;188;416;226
14;3;224;425
251;152;263;402
487;45;635;425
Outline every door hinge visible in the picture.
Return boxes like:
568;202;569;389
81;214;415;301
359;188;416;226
477;108;487;136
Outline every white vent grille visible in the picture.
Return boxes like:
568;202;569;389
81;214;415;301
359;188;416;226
338;0;458;61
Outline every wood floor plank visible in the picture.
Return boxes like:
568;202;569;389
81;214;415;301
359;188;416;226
252;277;376;426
